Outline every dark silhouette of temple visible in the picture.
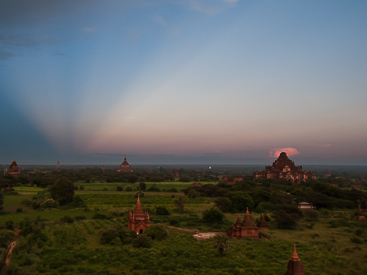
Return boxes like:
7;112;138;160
228;208;269;239
8;159;20;177
128;196;150;234
253;152;315;183
117;155;133;172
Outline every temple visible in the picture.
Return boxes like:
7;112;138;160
8;159;20;177
128;196;150;234
117;156;133;172
257;214;270;230
253;152;315;184
228;208;259;239
56;161;60;169
284;245;306;275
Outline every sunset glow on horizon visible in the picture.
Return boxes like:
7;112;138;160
1;1;367;165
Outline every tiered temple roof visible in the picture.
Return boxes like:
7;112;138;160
117;155;134;172
228;208;259;239
257;214;269;230
253;152;315;184
128;196;150;234
8;159;20;177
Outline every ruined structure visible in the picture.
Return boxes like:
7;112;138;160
8;159;20;177
117;156;133;172
221;176;244;185
228;208;259;239
253;152;315;184
128;196;150;234
285;245;306;275
257;214;269;231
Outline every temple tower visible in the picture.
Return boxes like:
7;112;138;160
257;214;270;231
285;244;306;275
117;155;134;172
8;159;20;177
128;196;150;234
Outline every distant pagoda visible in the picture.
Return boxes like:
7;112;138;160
128;196;150;234
56;161;60;169
253;152;315;184
257;214;270;231
117;155;133;172
284;245;306;275
8;159;20;177
228;208;259;239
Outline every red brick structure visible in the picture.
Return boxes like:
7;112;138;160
117;156;133;172
101;165;105;173
56;161;60;169
222;176;244;185
128;196;150;234
285;244;306;275
257;214;269;231
8;159;20;177
228;208;259;239
324;169;331;177
253;152;315;184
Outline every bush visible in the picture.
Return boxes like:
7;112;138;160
5;220;14;230
272;210;299;229
155;206;170;215
93;213;110;220
350;236;363;244
16;207;23;213
132;235;152;248
79;186;85;190
60;216;74;223
304;209;319;221
50;177;75;205
117;186;123;191
135;191;144;198
144;225;168;240
125;185;133;192
139;182;146;191
202;207;224;224
170;219;180;226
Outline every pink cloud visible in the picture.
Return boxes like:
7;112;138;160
304;142;331;148
269;147;300;158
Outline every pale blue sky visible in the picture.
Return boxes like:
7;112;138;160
1;0;367;165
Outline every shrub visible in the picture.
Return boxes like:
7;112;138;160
350;236;363;244
139;182;146;191
16;207;23;213
156;206;170;215
135;191;144;198
60;216;74;223
5;220;14;230
50;177;75;205
79;186;85;190
93;213;110;220
125;185;133;192
304;209;319;221
144;225;168;241
202;207;224;224
320;209;331;218
170;219;180;226
132;235;152;248
272;210;299;229
117;186;123;191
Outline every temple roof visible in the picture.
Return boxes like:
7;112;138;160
285;244;305;275
120;155;130;166
257;214;269;228
9;159;20;173
243;208;256;227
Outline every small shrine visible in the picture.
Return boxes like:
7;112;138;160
8;159;20;177
117;155;133;172
257;214;269;231
284;244;306;275
56;161;60;169
253;152;315;184
228;208;259;239
128;196;150;234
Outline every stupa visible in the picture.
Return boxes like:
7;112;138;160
257;214;270;230
128;196;150;234
117;155;133;172
8;159;20;177
284;245;306;275
253;152;315;183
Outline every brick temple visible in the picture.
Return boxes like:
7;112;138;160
128;196;150;234
117;155;133;172
8;159;20;177
253;152;315;183
284;244;306;275
228;208;269;239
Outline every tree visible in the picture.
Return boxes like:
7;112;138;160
50;177;74;205
227;192;254;212
173;196;188;213
132;235;152;248
272;210;300;229
156;206;170;215
214;197;232;212
213;235;229;257
144;225;168;240
139;182;146;191
202;207;224;224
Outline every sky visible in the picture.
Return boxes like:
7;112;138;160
1;0;367;165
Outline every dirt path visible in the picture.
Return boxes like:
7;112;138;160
167;226;226;240
5;229;20;266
